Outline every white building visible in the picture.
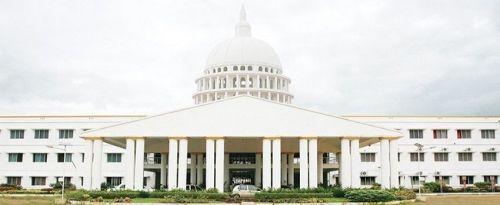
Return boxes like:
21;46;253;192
0;7;498;192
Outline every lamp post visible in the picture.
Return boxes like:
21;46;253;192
47;143;74;201
414;143;436;197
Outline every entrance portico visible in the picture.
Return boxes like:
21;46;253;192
81;96;401;191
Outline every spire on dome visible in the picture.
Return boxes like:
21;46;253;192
235;4;251;37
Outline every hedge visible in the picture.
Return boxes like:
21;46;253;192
66;190;230;201
255;192;332;202
345;189;396;202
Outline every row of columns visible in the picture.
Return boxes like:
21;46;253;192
194;91;292;104
197;74;290;92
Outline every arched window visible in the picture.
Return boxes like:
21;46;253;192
240;66;245;71
223;67;227;72
258;67;262;72
213;69;216;73
233;66;238;71
270;68;274;73
217;68;221;72
248;66;253;71
265;67;268;72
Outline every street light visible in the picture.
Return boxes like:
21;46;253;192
414;143;436;197
47;143;74;201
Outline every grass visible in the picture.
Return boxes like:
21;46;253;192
411;195;500;205
0;196;61;205
321;197;350;202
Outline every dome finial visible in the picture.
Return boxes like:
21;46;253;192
235;4;251;37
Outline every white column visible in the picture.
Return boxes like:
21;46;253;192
318;153;324;186
168;138;178;190
272;138;281;189
125;138;136;189
178;139;188;190
224;153;230;192
340;138;351;188
281;154;287;185
351;139;361;188
262;138;272;189
160;153;167;188
255;153;262;187
287;153;294;187
91;139;103;190
299;138;309;188
380;139;390;189
196;154;204;185
83;139;93;189
190;153;196;185
205;138;215;189
134;138;145;190
215;138;225;192
308;138;318;188
389;139;399;188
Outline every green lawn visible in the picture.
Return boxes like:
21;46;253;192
410;195;500;205
0;196;61;205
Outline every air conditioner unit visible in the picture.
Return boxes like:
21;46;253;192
464;148;471;152
442;148;448;152
435;171;441;175
489;148;496;151
360;171;367;176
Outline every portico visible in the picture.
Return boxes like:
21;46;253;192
81;96;401;191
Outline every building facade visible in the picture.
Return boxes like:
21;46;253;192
0;8;499;192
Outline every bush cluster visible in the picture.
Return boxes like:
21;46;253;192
391;188;416;200
66;189;230;202
345;189;396;202
0;184;22;192
255;192;331;202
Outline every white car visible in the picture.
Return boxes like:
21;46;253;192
232;184;261;198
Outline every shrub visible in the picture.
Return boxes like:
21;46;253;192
255;192;332;202
423;182;441;193
138;191;150;198
371;183;381;190
50;182;76;190
474;182;493;192
100;182;109;191
0;184;22;191
345;189;396;202
331;187;346;198
392;189;416;200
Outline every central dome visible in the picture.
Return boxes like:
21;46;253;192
206;37;282;68
205;6;282;69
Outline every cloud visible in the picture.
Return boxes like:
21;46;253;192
0;0;499;115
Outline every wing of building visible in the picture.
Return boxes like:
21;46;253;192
1;6;499;191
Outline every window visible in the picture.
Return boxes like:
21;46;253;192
106;177;122;187
360;177;376;185
229;153;256;164
481;130;495;139
434;176;450;185
6;177;22;185
107;153;122;163
410;153;425;162
59;129;74;139
398;153;401;162
434;153;449;162
8;153;23;162
248;66;252;71
458;152;473;161
411;176;422;186
482;152;497;161
433;130;448;139
81;153;85;163
56;177;71;184
457;130;471;139
57;153;72;162
459;176;474;185
33;153;47;162
233;66;237;71
360;153;376;162
34;129;49;139
31;177;46;186
10;130;24;139
258;67;262;71
484;176;498;184
409;129;423;139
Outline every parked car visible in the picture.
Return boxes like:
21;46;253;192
232;184;261;198
108;183;125;191
186;184;203;191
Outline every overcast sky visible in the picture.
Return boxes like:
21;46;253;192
1;0;499;116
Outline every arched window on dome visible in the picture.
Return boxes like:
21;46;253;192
240;66;245;71
270;68;274;73
217;68;221;72
258;67;262;72
265;67;268;72
213;69;216;73
249;78;254;88
240;77;246;88
223;67;227;72
248;66;253;71
233;66;238;71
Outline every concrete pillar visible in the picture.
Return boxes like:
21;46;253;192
91;139;103;190
196;154;204;185
125;139;136;189
272;138;281;189
224;153;230;192
178;139;188;190
134;138;145;190
215;138;225;192
340;138;351;188
167;139;178;189
83;139;93;189
351;139;361;188
160;153;167;188
281;154;287;185
287;153;294;187
299;138;308;188
389;139;399;188
380;139;390;188
318;153;324;186
205;139;215;189
255;153;262;187
262;138;272;189
190;153;196;185
308;138;318;188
